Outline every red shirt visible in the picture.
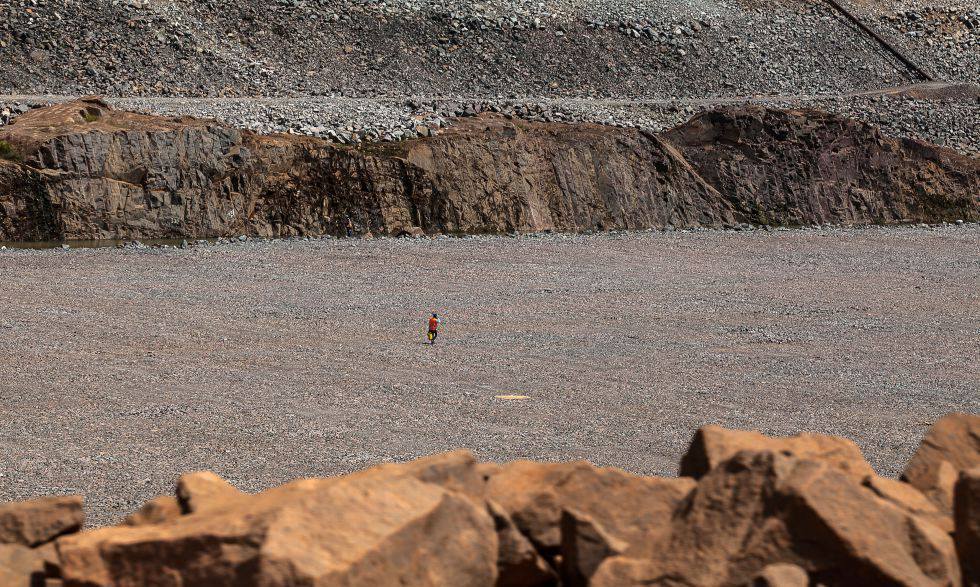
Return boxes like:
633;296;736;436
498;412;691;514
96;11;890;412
428;317;439;332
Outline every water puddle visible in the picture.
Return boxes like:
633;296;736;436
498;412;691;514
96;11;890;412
0;238;212;250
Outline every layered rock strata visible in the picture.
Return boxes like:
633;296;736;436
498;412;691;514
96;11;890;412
0;99;977;241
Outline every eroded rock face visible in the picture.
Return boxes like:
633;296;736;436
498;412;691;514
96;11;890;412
1;100;977;241
665;107;980;226
0;160;58;241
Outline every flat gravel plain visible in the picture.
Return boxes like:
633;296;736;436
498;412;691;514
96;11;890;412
1;226;978;525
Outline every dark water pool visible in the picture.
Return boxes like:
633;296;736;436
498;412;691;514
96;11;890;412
0;238;204;250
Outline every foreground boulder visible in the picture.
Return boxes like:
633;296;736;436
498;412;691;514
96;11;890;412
752;563;809;587
594;451;961;586
487;500;557;587
0;496;83;547
0;542;58;586
484;460;695;558
678;424;875;481
121;496;180;527
58;473;498;586
903;413;980;514
175;470;245;515
4;418;980;586
0;99;977;241
863;474;953;532
956;467;980;586
559;509;628;587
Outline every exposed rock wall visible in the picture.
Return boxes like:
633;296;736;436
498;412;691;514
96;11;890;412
0;161;59;241
666;108;980;227
0;99;977;241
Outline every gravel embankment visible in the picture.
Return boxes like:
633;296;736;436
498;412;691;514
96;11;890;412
3;85;978;154
2;0;974;99
1;225;978;525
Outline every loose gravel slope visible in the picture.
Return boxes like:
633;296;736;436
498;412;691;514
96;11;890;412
0;226;977;525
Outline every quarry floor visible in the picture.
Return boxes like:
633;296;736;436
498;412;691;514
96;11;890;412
1;225;978;525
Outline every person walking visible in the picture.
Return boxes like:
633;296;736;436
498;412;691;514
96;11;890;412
427;313;440;345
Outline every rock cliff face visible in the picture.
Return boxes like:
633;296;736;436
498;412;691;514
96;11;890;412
666;108;980;226
0;99;977;241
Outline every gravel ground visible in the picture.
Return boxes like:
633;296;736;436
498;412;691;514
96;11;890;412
1;225;978;526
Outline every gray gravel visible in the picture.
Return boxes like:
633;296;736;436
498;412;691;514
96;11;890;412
3;83;978;154
1;225;978;526
0;0;957;99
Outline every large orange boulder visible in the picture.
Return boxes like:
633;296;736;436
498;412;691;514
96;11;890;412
863;475;952;532
679;424;874;481
0;496;84;547
484;461;694;558
365;450;487;498
176;471;245;515
955;466;980;586
903;413;980;514
559;508;627;587
593;450;960;586
0;542;57;586
121;496;181;527
487;500;557;587
752;563;809;587
58;471;498;586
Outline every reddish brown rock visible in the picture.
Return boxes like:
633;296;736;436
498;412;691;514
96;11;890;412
485;460;694;557
594;451;960;586
362;449;486;498
752;563;809;587
679;424;874;481
863;475;952;533
487;500;557;587
559;509;627;587
1;100;976;241
58;473;498;586
665;107;980;227
176;471;245;515
0;542;56;586
0;160;58;241
0;496;83;547
955;467;980;587
903;413;980;514
121;496;181;527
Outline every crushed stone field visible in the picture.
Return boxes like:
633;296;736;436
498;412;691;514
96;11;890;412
1;225;978;525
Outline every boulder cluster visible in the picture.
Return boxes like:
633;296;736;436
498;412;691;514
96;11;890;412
1;413;978;586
